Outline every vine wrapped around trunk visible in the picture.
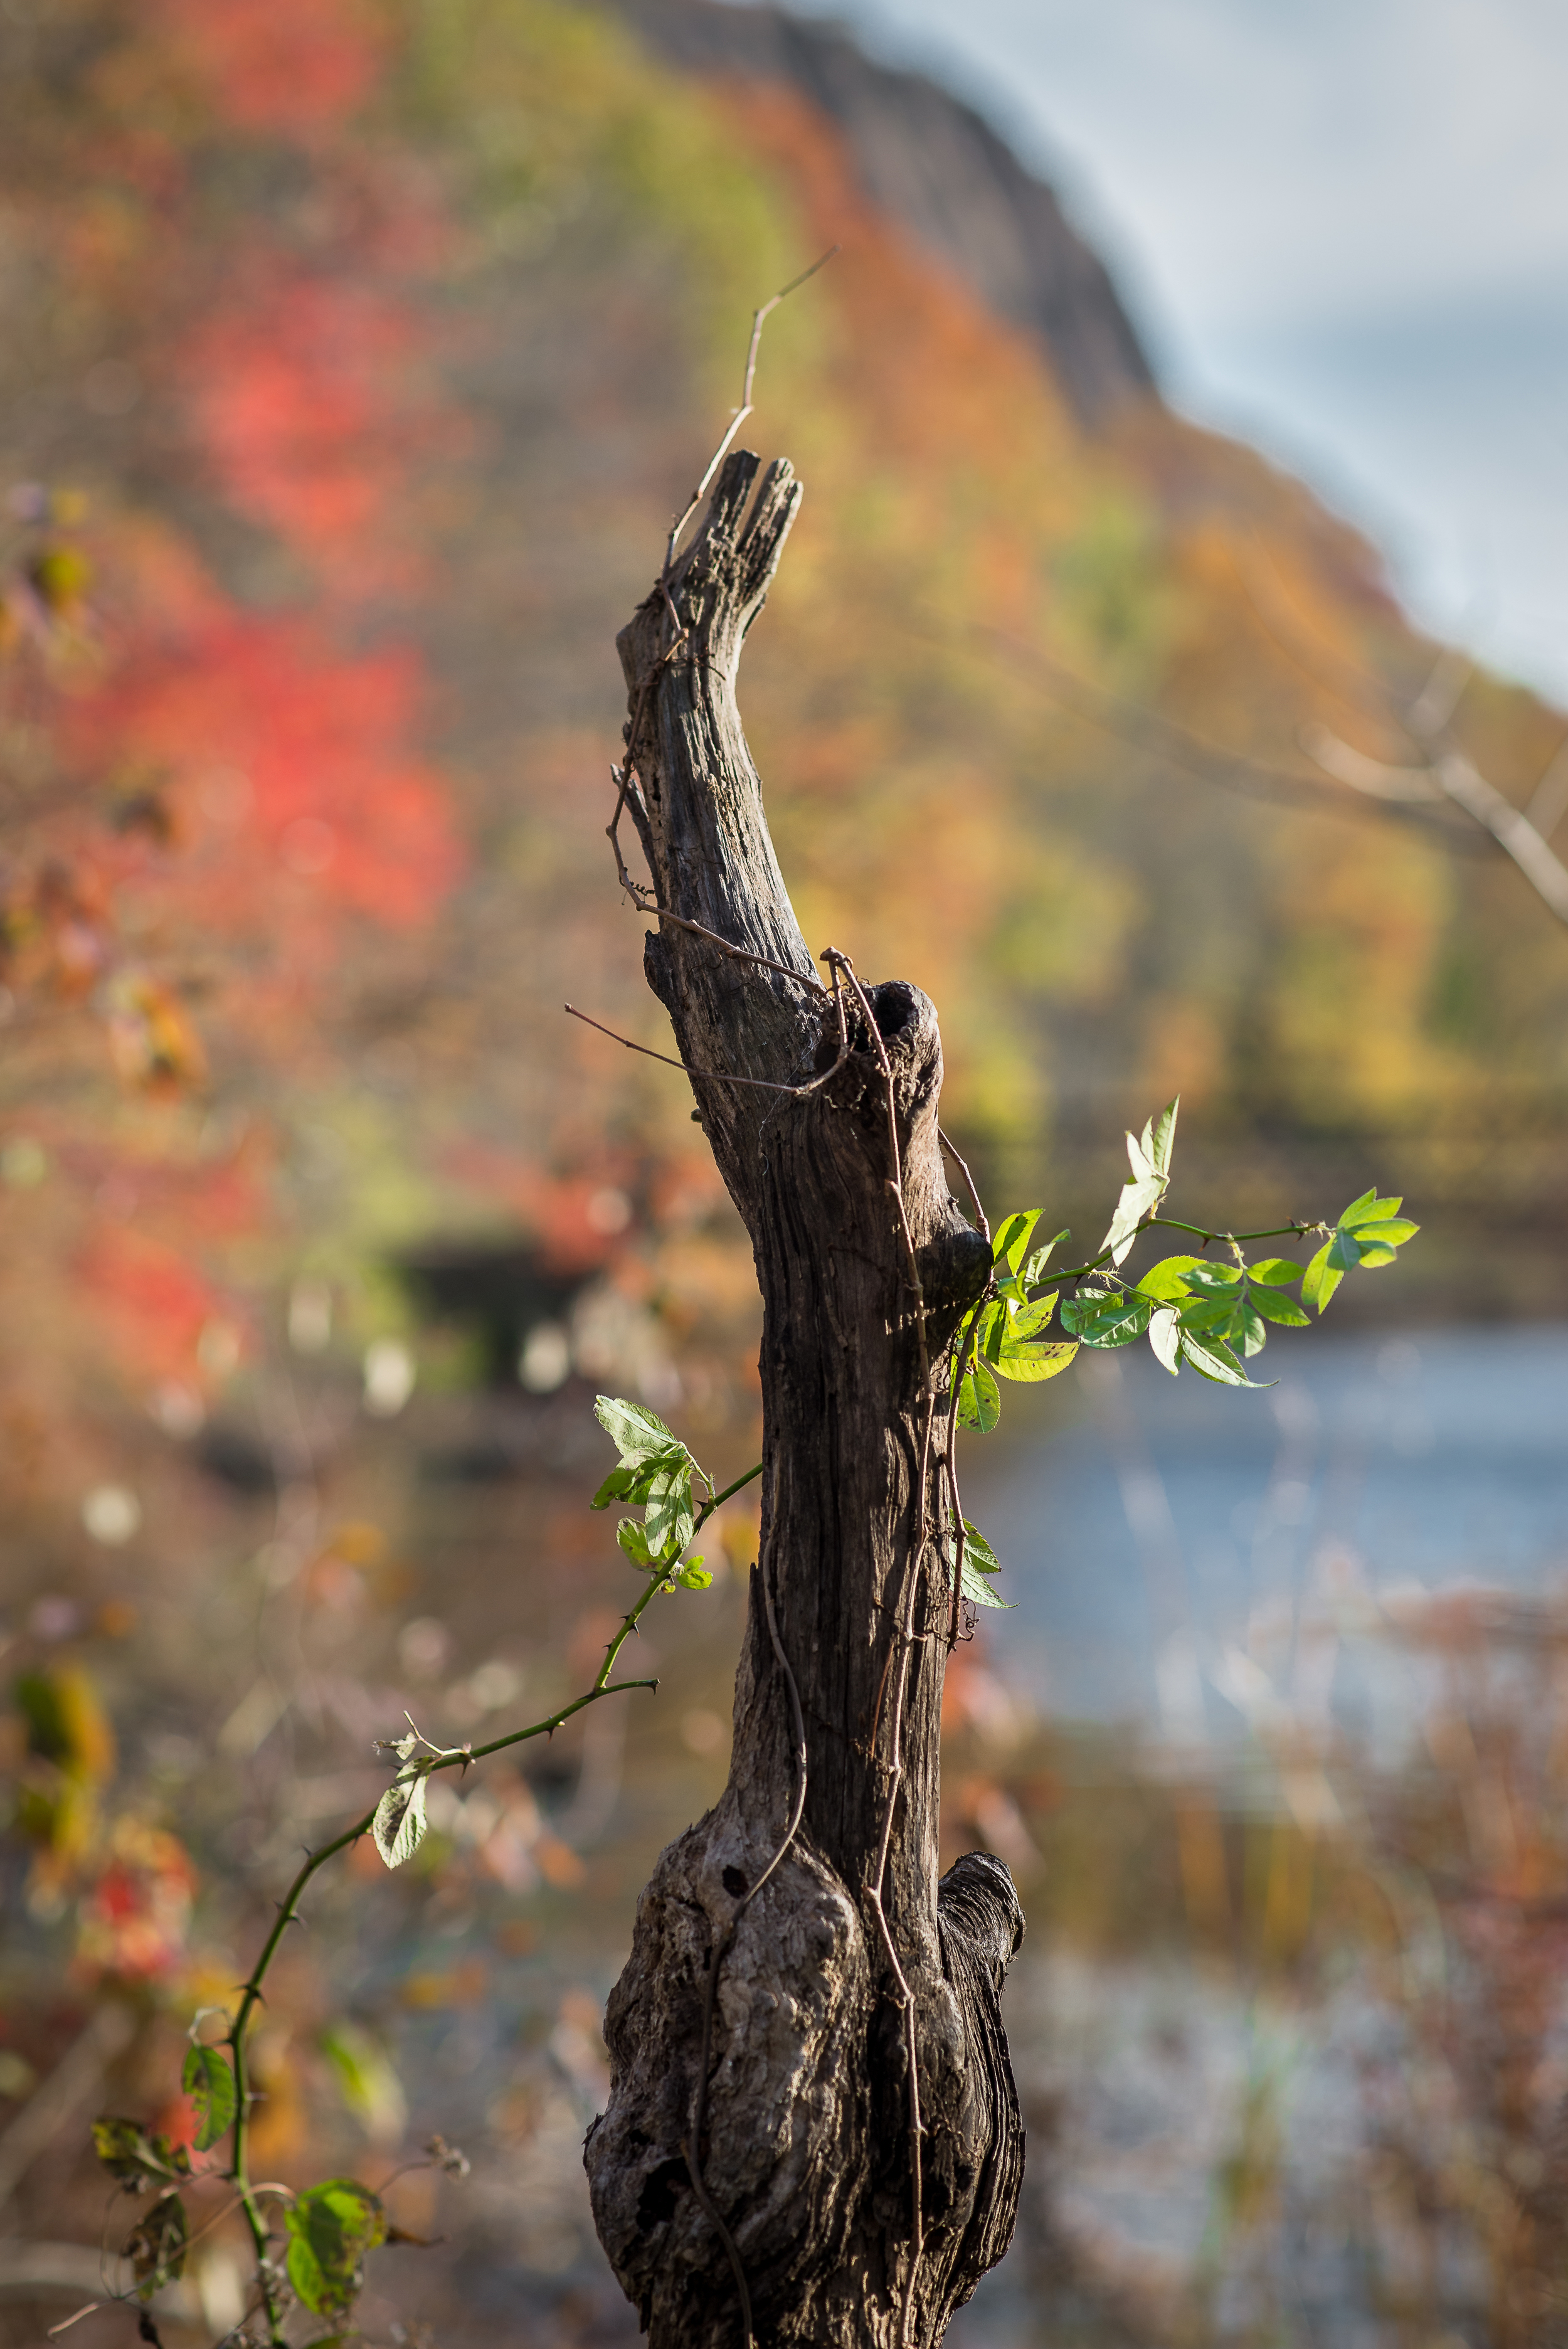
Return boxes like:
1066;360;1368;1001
583;448;1025;2348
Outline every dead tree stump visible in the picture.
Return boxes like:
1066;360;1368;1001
585;450;1025;2348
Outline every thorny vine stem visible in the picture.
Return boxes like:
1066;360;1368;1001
682;1559;809;2349
1051;1215;1327;1288
942;1328;976;1653
216;1484;783;2348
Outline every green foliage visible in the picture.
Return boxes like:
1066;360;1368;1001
945;1096;1420;1601
181;2042;237;2153
956;1356;1002;1431
92;2118;192;2191
125;2192;188;2298
373;1769;429;1869
1302;1190;1421;1313
285;2179;387;2319
1099;1096;1178;1267
592;1394;714;1589
944;1519;1010;1610
320;2022;406;2143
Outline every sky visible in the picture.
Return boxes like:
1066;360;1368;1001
761;0;1568;707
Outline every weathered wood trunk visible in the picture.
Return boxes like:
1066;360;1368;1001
584;451;1025;2346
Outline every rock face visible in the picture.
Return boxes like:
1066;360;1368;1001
610;0;1158;427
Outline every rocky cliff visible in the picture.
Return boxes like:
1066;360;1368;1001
608;0;1158;427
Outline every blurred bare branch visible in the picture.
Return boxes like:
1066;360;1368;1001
1241;548;1568;926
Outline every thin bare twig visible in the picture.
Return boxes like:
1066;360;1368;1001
865;1467;930;2348
609;251;839;908
665;248;839;574
1301;726;1568;925
1524;731;1568;845
937;1123;988;1245
1243;550;1568;926
564;1004;801;1093
566;1000;857;1106
650;903;825;996
679;2143;755;2346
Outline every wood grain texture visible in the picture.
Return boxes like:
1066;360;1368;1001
585;450;1024;2346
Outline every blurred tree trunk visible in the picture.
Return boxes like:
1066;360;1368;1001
583;451;1025;2348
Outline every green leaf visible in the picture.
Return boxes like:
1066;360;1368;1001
1062;1291;1150;1347
1340;1190;1401;1229
616;1517;655;1568
1301;1238;1343;1315
976;1298;1007;1364
181;2045;236;2153
674;1556;711;1589
1006;1291;1059;1340
593;1396;681;1466
1178;1295;1242;1339
1148;1096;1179;1178
589;1464;640;1511
961;1554;1012;1608
642;1462;695;1557
992;1340;1079;1384
1136;1255;1204;1302
1019;1231;1069;1288
1179;1331;1273;1389
992;1210;1043;1273
1100;1175;1165;1269
285;2180;386;2319
1180;1261;1243;1295
1237;1298;1268;1358
956;1359;1002;1433
1249;1286;1310;1328
958;1518;1001;1574
1148;1305;1182;1375
125;2193;188;2298
320;2024;405;2143
945;1519;1011;1608
1350;1216;1420;1262
92;2119;191;2190
373;1771;428;1870
1248;1257;1303;1286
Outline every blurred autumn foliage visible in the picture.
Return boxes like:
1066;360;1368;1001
2;0;1567;2338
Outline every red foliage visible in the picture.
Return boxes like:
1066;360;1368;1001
149;0;387;137
78;610;463;936
184;267;444;587
76;1228;243;1387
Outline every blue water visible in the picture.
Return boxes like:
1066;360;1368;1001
966;1322;1568;1729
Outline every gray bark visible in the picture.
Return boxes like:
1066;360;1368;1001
585;450;1025;2346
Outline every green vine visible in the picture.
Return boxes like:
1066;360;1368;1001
86;1101;1416;2343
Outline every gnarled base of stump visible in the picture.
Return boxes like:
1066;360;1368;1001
586;1811;1024;2349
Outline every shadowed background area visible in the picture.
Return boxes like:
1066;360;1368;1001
1;1;1566;2344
